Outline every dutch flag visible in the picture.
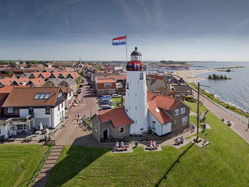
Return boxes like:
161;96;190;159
112;35;126;46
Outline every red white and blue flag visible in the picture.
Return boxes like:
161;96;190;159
112;35;126;46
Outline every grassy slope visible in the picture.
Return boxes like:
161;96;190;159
0;145;49;187
46;102;249;187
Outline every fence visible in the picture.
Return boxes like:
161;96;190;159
27;140;55;186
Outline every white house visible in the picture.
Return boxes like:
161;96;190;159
0;87;66;139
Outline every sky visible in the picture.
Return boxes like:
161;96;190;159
1;0;249;61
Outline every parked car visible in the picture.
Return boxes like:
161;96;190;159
81;79;84;83
101;105;115;110
101;99;113;106
100;95;112;101
77;88;82;94
112;94;121;98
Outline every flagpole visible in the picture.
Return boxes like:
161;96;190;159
126;34;127;63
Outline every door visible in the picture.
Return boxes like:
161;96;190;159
103;129;108;139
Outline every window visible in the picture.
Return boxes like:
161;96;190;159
140;73;143;80
61;102;63;108
180;107;185;114
34;94;40;99
119;127;124;134
104;83;111;87
39;93;45;99
126;83;129;89
175;109;179;116
44;93;50;99
174;120;176;125
29;107;33;114
182;116;188;126
152;121;155;130
8;108;13;113
45;107;50;114
58;104;60;111
34;93;51;100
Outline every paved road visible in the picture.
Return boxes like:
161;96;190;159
193;90;249;144
55;78;101;146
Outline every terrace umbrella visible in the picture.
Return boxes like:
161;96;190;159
40;122;43;131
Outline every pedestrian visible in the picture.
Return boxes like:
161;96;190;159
246;123;249;131
202;123;206;132
77;113;80;119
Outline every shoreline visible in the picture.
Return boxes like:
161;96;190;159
172;68;215;83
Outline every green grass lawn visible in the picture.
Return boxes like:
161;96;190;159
0;145;49;187
46;102;249;187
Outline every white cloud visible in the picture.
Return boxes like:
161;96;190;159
230;17;249;31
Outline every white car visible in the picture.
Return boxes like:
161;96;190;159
112;94;121;98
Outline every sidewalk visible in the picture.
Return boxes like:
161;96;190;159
192;90;249;144
33;145;63;187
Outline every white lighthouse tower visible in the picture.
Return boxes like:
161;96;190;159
125;47;148;134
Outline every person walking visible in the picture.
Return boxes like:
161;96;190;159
246;123;249;131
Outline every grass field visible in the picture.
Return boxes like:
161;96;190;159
46;102;249;187
0;145;49;187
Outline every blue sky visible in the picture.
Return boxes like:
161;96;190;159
1;0;249;61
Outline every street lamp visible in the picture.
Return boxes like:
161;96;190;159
195;82;210;142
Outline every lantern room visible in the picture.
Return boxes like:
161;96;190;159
126;47;146;71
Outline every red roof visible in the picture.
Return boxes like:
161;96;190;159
98;107;133;128
0;86;30;93
0;77;15;86
148;99;172;124
29;77;45;87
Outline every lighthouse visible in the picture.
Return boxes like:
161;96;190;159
125;47;148;134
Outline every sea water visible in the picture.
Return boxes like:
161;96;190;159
190;61;249;113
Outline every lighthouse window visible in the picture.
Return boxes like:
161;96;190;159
126;83;129;89
140;73;143;80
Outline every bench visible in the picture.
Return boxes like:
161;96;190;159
146;144;159;151
174;136;184;145
113;145;129;152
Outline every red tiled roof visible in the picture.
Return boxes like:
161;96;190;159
106;75;126;81
96;78;115;83
3;87;62;107
32;72;40;78
148;100;172;124
51;72;60;78
16;77;29;84
40;72;51;78
60;72;69;78
29;77;45;87
98;107;133;128
0;86;30;93
69;72;79;79
0;77;15;86
60;86;73;93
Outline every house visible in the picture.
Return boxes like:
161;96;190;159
147;92;190;135
95;78;116;96
46;78;77;94
92;107;133;141
0;87;66;139
60;86;74;109
38;72;51;80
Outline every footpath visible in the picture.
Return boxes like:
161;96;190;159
192;90;249;144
